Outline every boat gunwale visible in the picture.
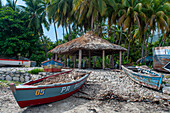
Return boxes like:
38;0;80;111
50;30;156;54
122;65;162;78
16;70;91;90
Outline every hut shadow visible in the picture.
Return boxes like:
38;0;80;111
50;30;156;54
22;83;102;113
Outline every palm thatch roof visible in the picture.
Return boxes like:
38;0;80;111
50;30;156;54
49;31;127;56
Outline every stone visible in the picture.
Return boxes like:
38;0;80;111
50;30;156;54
13;77;20;81
15;74;20;77
162;86;170;94
25;75;30;81
10;73;15;77
0;76;5;80
25;73;30;76
20;76;25;83
6;75;12;81
39;72;46;76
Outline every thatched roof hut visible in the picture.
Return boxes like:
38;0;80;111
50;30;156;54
49;31;127;69
50;31;126;56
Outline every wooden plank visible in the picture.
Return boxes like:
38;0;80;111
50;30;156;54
89;50;91;68
103;50;105;69
119;51;122;69
78;50;82;69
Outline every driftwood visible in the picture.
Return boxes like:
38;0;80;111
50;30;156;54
33;72;85;86
74;90;170;106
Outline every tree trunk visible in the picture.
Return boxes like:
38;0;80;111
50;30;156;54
63;26;65;38
144;34;149;57
68;18;71;41
159;33;166;47
91;14;94;31
118;25;123;45
112;26;116;43
162;33;166;46
126;33;132;63
122;36;128;63
144;27;152;57
96;19;99;36
141;29;147;64
148;30;154;54
53;22;58;45
39;32;47;58
65;25;69;39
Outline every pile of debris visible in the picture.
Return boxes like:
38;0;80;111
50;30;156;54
33;71;85;86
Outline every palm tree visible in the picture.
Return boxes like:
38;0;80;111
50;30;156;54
73;0;107;31
6;0;19;11
21;0;50;57
142;0;169;58
118;0;146;63
47;0;74;41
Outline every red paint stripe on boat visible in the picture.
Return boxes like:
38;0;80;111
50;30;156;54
17;83;85;108
0;59;29;62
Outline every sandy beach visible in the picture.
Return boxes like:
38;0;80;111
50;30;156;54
0;68;169;113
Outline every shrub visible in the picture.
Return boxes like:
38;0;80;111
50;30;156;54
28;68;44;74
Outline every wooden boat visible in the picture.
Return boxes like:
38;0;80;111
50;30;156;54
153;46;170;72
9;70;91;108
121;65;164;90
41;59;63;72
0;58;29;66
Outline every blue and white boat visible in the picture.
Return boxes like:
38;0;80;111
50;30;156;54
122;65;164;90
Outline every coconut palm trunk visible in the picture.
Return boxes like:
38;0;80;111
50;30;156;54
118;25;123;45
39;32;47;57
68;18;72;41
53;22;58;45
91;14;94;31
126;24;133;63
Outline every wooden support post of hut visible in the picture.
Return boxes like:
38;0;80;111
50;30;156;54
89;50;91;68
103;50;105;69
74;55;76;68
55;54;57;61
64;55;67;67
78;49;82;69
119;51;122;69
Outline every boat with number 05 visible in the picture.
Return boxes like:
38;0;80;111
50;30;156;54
121;65;164;90
9;70;91;108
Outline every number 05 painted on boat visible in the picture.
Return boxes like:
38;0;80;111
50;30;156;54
35;89;45;96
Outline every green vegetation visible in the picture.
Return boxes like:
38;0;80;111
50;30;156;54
0;80;21;87
28;68;44;74
165;75;170;79
0;0;169;67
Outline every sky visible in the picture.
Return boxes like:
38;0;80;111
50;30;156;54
2;0;64;42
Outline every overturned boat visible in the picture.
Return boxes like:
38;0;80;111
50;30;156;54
9;70;91;108
122;65;164;90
